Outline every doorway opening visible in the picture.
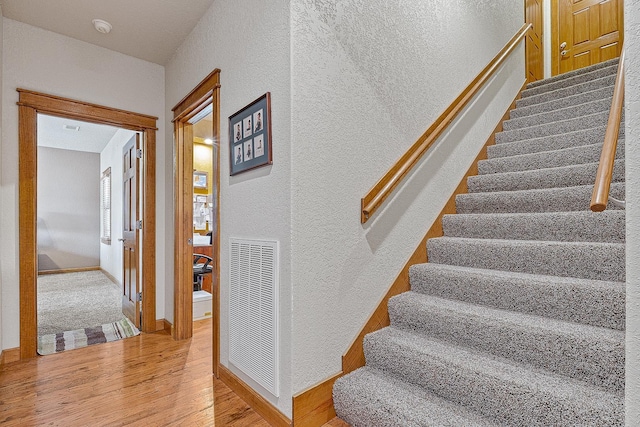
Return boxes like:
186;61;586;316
36;114;138;344
172;69;221;377
18;89;158;359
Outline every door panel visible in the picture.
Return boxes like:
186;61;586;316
558;0;623;74
122;134;141;328
526;0;544;82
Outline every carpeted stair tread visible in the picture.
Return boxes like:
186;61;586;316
479;142;624;174
495;110;610;144
409;263;625;330
468;160;624;193
525;58;618;89
503;97;612;131
455;182;625;214
442;210;625;243
427;236;624;282
516;74;615;108
364;327;624;426
388;292;624;391
333;367;497;427
521;63;618;98
488;126;624;159
510;85;614;119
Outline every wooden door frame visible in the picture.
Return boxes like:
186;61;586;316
171;69;221;377
551;0;625;76
17;89;158;359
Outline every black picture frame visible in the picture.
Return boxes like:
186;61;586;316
229;92;272;175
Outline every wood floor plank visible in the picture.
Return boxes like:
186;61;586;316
0;319;269;426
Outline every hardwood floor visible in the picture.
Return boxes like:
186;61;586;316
0;319;269;426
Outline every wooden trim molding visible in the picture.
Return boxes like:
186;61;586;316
219;365;291;427
0;348;21;366
172;69;221;380
292;372;343;426
292;81;527;426
360;23;531;223
591;48;625;211
38;266;100;275
101;268;119;285
17;89;158;359
155;319;173;334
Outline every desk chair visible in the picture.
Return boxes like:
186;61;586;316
193;254;213;291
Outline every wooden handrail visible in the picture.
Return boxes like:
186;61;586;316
360;23;532;223
590;48;625;212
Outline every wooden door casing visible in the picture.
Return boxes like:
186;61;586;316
526;0;544;82
122;134;141;328
554;0;623;75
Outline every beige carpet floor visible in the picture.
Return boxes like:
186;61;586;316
37;270;123;336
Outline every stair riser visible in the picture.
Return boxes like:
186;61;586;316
526;58;618;89
495;112;609;144
511;86;614;119
468;160;624;193
456;183;625;215
409;264;625;330
480;143;624;174
388;293;624;391
427;238;625;282
517;75;615;108
489;126;625;160
364;331;623;425
503;98;612;131
521;65;617;98
442;211;625;243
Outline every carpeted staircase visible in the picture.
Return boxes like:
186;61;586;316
333;58;625;426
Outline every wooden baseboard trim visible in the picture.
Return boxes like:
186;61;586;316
100;268;119;285
38;266;100;275
219;365;291;427
154;319;172;333
291;80;527;426
292;372;342;426
1;347;21;366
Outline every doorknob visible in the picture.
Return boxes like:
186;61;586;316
118;238;125;242
561;50;568;56
560;41;567;49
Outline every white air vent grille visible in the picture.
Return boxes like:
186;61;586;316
229;238;279;397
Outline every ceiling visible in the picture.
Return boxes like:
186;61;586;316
37;114;126;153
0;0;216;65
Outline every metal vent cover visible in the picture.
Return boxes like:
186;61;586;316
229;238;279;396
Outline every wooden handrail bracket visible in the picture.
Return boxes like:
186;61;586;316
361;23;531;224
591;48;625;212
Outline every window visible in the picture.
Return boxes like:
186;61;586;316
101;167;111;244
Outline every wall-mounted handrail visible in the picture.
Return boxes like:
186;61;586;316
590;48;625;212
360;23;532;223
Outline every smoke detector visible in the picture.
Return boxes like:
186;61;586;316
92;19;112;34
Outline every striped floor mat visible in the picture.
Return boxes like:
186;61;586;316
37;317;140;355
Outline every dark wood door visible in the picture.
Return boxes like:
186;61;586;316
557;0;623;74
122;134;141;328
526;0;544;82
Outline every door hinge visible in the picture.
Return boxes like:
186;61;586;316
136;149;143;159
136;220;143;230
137;292;143;302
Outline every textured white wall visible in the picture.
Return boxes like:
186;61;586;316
0;5;4;351
37;147;101;270
0;19;166;349
164;0;292;416
543;0;552;78
625;1;640;424
290;0;524;392
99;130;137;284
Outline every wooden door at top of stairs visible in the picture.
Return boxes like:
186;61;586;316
556;0;623;75
122;134;141;328
526;0;544;82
